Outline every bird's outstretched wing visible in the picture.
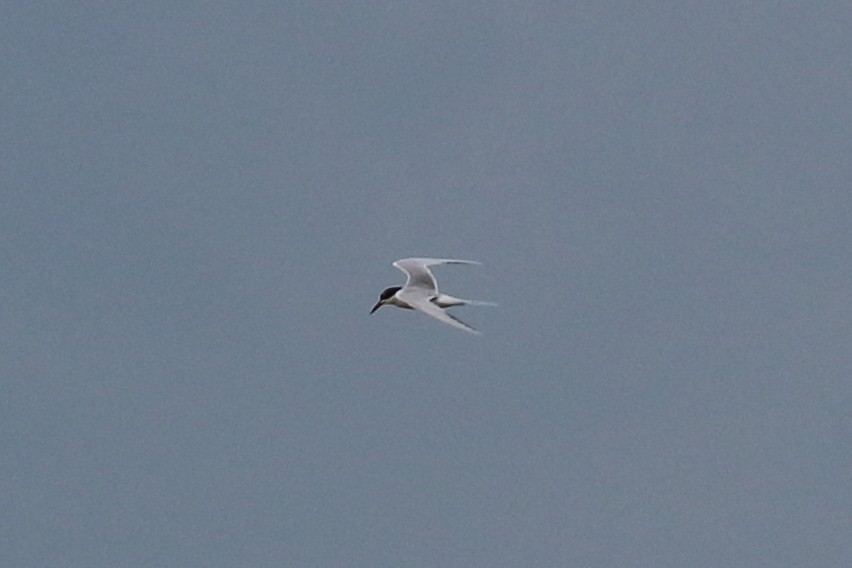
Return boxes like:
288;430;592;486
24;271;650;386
392;258;481;293
404;295;481;334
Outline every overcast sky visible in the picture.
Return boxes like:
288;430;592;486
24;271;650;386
3;3;851;567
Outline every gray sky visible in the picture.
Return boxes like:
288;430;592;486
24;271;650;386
3;3;851;566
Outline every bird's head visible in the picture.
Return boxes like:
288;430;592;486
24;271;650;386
370;286;402;314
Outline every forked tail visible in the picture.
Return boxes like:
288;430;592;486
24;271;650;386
433;294;497;308
464;299;498;307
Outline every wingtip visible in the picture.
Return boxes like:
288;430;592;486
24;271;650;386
395;257;482;265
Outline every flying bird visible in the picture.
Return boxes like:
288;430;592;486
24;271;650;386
370;257;495;334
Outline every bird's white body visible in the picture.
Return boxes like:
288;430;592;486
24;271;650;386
370;257;495;334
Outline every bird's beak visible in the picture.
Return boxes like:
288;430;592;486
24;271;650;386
370;300;383;314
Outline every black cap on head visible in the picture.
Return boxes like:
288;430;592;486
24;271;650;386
379;286;402;300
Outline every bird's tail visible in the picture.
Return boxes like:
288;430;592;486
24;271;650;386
464;299;498;307
433;293;497;308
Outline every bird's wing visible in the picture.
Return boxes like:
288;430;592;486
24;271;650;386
403;294;481;334
392;258;481;293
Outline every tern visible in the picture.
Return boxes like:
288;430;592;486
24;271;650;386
370;257;495;334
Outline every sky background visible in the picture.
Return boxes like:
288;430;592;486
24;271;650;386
3;2;851;567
